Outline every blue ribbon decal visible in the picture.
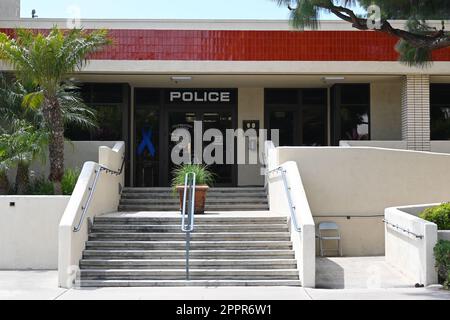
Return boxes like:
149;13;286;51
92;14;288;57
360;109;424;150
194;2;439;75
137;128;156;157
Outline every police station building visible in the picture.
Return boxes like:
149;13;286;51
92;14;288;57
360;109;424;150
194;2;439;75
1;4;450;188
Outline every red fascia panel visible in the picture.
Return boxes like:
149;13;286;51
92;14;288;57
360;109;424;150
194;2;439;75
1;28;449;61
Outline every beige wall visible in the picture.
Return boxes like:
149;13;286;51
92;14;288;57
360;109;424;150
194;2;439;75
237;88;265;186
276;147;450;256
370;81;402;140
0;196;69;270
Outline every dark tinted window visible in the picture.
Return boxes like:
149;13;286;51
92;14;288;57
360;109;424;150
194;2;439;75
65;83;126;141
135;88;161;106
303;89;327;105
81;83;124;103
341;84;370;105
431;84;450;140
265;89;298;105
332;84;370;144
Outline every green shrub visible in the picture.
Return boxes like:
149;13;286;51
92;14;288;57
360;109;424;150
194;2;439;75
434;240;450;289
61;168;81;195
28;176;54;195
420;203;450;230
171;164;215;193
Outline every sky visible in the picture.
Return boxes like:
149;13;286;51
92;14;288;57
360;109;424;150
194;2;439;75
21;0;365;20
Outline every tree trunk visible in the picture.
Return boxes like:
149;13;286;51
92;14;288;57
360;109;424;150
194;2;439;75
43;95;65;195
0;170;10;195
16;162;30;195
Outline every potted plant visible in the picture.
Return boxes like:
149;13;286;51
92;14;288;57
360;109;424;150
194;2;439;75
172;164;214;214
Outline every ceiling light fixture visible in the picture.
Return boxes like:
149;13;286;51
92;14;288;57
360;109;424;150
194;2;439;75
171;76;193;82
322;76;346;84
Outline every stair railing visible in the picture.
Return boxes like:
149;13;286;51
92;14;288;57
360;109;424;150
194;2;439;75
181;172;196;280
73;156;125;233
268;167;302;233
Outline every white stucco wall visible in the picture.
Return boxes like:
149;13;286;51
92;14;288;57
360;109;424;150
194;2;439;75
370;81;402;140
59;142;125;288
266;142;315;288
238;88;265;186
276;147;450;256
385;205;439;286
0;196;69;270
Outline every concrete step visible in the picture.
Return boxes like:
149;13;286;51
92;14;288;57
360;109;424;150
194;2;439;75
89;232;291;241
121;194;268;200
91;224;288;233
122;188;266;193
94;217;286;225
119;198;268;205
79;269;300;281
118;204;270;212
83;250;296;260
85;241;293;250
79;259;298;270
78;279;302;287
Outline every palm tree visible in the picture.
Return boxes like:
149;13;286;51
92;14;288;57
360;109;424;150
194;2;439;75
0;121;48;194
0;27;110;194
0;74;98;194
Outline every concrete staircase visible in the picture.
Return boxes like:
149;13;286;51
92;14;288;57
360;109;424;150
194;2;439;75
118;187;269;212
77;215;301;287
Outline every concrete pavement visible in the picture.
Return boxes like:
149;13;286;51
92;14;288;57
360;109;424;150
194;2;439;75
0;271;449;300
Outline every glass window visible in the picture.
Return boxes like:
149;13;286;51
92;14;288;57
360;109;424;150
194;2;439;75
269;110;295;146
332;84;370;144
339;105;370;140
302;105;327;146
431;84;450;140
265;89;298;105
266;88;327;146
135;109;160;187
65;83;126;141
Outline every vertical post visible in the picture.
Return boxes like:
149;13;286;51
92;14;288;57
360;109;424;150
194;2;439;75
401;74;431;151
186;231;191;281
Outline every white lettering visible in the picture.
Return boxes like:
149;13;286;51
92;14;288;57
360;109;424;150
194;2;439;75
170;92;182;102
221;92;231;102
170;91;232;103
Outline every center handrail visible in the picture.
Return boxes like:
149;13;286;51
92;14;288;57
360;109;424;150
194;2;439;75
180;172;196;280
268;167;302;233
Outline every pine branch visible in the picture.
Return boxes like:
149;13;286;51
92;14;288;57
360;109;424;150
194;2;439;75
287;1;450;51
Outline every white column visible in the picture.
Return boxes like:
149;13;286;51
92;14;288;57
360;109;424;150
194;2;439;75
401;75;431;151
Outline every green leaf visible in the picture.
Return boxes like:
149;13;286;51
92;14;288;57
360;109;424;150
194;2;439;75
22;91;44;109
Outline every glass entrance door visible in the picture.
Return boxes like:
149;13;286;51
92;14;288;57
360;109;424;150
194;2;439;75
166;108;236;186
135;109;160;187
202;111;233;185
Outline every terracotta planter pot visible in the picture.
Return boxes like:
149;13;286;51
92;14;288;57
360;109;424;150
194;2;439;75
176;185;209;214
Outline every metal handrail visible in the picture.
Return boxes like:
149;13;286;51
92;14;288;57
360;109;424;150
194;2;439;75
383;219;424;239
73;156;125;233
181;172;196;280
268;167;302;233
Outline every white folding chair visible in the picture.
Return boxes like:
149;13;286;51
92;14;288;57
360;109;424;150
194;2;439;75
318;222;343;257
